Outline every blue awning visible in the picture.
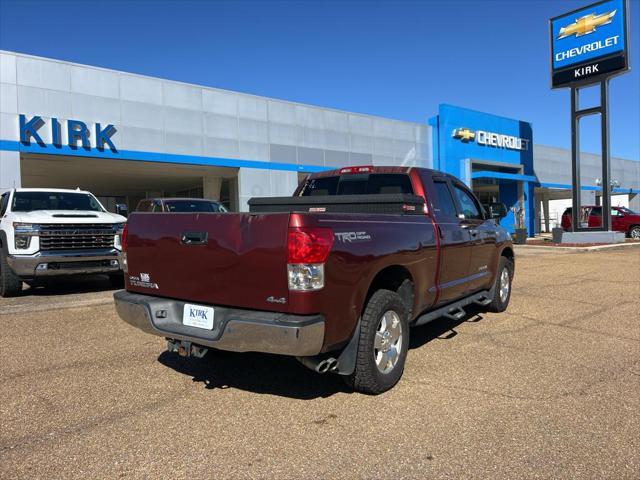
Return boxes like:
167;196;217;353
471;170;538;182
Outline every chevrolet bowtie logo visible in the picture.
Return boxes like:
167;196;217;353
557;9;616;39
452;128;476;142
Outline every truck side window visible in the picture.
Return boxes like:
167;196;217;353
453;184;482;220
432;181;457;218
0;193;8;216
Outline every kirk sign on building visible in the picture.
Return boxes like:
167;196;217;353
19;115;117;151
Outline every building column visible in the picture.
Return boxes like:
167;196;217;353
524;181;536;236
629;193;640;212
228;177;239;212
203;174;222;200
499;180;518;234
542;193;550;233
0;150;21;191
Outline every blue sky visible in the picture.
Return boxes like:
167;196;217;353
1;0;638;159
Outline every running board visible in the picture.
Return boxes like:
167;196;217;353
443;307;466;321
413;288;494;327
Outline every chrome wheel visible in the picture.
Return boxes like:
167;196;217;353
374;310;403;374
630;227;640;239
499;268;510;303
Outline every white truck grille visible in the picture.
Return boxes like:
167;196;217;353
39;224;116;250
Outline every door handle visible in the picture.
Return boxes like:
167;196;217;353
460;222;479;237
181;231;208;245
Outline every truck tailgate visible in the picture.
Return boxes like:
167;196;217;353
125;212;291;311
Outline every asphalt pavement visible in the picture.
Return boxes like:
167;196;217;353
1;248;639;479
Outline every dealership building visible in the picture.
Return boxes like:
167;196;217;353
1;50;639;235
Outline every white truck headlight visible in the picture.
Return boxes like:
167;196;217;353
15;236;32;249
13;223;39;249
113;223;126;249
13;222;40;234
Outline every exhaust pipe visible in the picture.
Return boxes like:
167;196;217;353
297;356;338;374
317;358;338;373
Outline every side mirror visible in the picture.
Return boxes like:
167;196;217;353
489;202;508;219
115;203;128;218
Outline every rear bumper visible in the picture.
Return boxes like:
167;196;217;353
113;290;325;357
7;248;122;278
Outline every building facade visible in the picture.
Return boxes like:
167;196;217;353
1;50;639;235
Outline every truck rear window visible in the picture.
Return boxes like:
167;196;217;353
298;174;413;196
164;200;225;213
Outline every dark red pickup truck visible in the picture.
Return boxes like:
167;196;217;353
115;166;514;394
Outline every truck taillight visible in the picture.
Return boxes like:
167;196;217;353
287;227;333;291
287;227;334;264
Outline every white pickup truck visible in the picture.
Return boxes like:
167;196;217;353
0;188;126;297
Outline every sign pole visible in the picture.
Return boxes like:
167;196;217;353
570;87;581;232
570;80;613;232
600;79;612;231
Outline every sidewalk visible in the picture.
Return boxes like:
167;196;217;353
514;236;640;254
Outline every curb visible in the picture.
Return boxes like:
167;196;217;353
514;242;640;252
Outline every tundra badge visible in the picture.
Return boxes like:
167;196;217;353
129;272;159;289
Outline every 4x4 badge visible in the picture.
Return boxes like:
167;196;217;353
266;296;286;304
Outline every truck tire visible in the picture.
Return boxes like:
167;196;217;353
0;250;22;297
629;226;640;239
487;256;514;313
344;289;409;395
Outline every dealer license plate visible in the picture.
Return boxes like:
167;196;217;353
182;303;215;330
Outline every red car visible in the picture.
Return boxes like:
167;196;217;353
114;166;514;394
561;206;640;239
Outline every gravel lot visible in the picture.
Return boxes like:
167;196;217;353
1;248;639;479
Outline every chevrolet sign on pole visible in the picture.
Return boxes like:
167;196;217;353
550;0;629;88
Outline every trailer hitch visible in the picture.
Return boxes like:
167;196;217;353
166;339;208;358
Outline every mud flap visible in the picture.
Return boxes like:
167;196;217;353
334;318;361;376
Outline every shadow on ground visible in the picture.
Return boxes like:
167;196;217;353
158;306;485;399
20;274;119;297
409;305;485;350
158;349;350;400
